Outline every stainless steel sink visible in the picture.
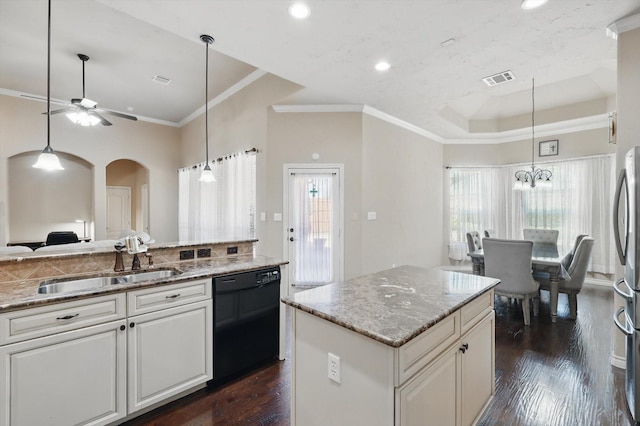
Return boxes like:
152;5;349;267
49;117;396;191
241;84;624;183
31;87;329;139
37;268;182;294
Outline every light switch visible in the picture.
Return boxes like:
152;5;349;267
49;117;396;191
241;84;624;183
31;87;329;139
367;212;377;220
260;212;266;221
273;213;282;222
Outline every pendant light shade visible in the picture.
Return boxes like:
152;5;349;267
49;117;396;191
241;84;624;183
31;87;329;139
199;34;216;183
33;0;63;171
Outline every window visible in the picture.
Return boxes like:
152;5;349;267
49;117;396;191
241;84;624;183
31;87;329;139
178;151;256;241
448;155;615;274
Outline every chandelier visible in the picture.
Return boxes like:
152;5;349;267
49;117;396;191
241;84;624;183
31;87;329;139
514;78;551;190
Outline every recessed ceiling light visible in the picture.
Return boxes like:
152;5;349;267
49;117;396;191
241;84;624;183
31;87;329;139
289;3;310;19
375;61;391;72
521;0;549;10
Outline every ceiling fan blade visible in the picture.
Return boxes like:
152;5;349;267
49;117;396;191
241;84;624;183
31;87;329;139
91;111;112;126
98;109;138;121
43;107;77;115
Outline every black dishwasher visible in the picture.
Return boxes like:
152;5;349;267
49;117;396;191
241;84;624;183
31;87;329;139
210;267;280;385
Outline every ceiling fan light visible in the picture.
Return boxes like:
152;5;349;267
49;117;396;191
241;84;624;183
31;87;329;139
33;146;64;170
521;0;548;10
67;111;100;126
199;164;215;182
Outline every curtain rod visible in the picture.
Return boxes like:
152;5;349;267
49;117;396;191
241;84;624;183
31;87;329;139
446;153;613;169
180;147;259;172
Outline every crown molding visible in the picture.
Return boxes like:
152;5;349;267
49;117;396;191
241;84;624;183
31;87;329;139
272;103;609;144
607;13;640;39
180;69;267;127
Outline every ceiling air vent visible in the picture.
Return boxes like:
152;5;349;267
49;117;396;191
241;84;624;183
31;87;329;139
152;75;172;85
482;70;516;87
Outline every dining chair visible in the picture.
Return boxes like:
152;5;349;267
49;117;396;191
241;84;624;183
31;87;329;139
536;237;594;320
483;238;540;326
561;234;589;269
522;229;559;245
466;231;482;253
484;229;496;238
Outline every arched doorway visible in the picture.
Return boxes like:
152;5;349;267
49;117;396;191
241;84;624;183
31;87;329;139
106;159;149;239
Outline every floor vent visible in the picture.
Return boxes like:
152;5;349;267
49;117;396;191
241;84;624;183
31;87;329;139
482;70;516;87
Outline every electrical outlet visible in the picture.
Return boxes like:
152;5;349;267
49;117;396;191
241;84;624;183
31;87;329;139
328;352;341;384
197;248;211;258
179;249;194;260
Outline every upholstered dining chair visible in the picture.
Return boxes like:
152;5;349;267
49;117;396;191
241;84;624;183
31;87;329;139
561;234;589;269
484;229;496;238
466;231;482;253
522;229;559;245
483;238;540;326
536;237;594;320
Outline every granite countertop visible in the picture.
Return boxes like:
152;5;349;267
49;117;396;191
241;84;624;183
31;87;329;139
282;265;499;348
0;254;286;313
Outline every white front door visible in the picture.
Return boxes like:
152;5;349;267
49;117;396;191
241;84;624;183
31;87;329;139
106;186;131;239
285;166;343;287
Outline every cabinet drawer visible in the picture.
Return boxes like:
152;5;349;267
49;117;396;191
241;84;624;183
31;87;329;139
127;279;212;316
396;311;460;386
460;290;494;334
0;293;126;346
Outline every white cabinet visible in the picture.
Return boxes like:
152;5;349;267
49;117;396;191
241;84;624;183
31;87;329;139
127;299;212;412
396;311;495;426
0;278;213;425
0;295;127;426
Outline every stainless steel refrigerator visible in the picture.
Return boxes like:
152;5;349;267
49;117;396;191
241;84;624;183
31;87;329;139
614;146;640;423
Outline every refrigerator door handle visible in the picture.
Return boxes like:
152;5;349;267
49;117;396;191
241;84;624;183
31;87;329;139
614;306;634;337
614;278;634;301
613;168;629;265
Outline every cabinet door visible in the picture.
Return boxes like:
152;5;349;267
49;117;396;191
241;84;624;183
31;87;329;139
460;312;495;426
396;345;460;426
0;320;127;426
128;299;213;413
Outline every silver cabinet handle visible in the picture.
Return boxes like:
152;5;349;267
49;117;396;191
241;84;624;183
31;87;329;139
56;313;79;320
165;293;181;299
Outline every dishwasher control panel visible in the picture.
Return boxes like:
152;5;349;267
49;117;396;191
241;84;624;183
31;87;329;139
256;269;280;285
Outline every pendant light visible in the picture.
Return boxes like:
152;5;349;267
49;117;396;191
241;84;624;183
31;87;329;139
514;79;551;190
199;34;215;183
33;0;64;171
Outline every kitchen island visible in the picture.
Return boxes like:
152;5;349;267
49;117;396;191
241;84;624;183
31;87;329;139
282;265;500;426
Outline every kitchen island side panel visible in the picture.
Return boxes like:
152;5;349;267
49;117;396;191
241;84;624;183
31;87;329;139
293;309;395;426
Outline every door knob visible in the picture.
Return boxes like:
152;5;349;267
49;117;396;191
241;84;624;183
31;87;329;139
289;237;294;242
289;228;294;232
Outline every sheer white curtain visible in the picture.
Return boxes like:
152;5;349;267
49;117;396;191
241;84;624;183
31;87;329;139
448;155;615;274
291;173;334;285
508;155;615;273
178;151;256;242
448;167;508;242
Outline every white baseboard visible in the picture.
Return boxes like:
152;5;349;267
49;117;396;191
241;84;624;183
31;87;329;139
611;351;626;369
584;277;614;288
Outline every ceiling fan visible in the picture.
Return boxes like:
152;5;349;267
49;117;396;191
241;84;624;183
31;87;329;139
46;53;137;126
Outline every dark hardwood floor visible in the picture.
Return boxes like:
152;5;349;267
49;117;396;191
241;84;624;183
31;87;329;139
123;286;635;426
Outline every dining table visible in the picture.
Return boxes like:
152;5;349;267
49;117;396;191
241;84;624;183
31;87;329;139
468;242;567;323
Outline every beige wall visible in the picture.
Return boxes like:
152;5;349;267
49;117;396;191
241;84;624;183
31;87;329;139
0;95;181;244
443;127;613;167
361;114;443;273
266;110;363;279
